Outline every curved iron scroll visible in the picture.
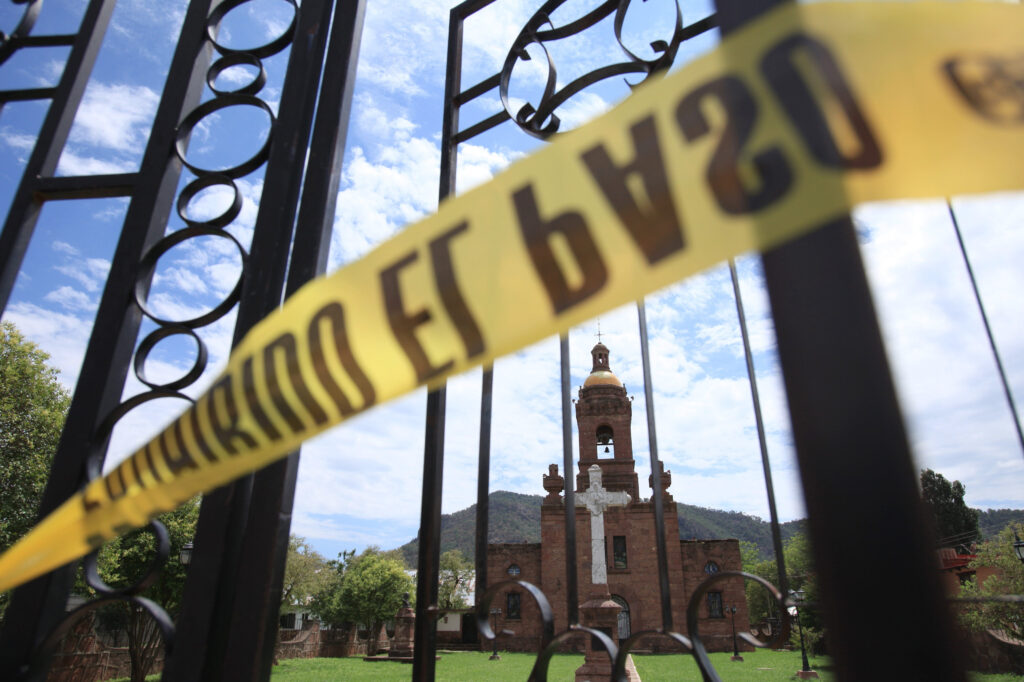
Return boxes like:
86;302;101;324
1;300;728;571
499;0;683;139
476;572;790;682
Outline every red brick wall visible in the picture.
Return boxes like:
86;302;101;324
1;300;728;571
275;621;367;660
680;539;752;653
486;543;543;651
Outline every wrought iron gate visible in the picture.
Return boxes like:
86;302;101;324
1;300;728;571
0;0;1001;680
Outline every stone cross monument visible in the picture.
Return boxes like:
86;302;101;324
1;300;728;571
574;464;634;682
575;464;631;586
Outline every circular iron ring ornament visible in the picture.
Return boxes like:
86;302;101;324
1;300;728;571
686;570;791;681
84;521;171;597
174;94;276;179
177;174;243;229
206;0;297;59
31;595;176;679
134;225;247;329
500;0;682;139
27;522;177;678
207;52;268;96
134;325;208;391
88;390;194;481
0;0;42;66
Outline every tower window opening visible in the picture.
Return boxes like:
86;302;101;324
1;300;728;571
596;425;614;455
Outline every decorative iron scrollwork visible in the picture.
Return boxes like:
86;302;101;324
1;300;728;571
26;0;300;675
499;0;683;139
477;571;791;682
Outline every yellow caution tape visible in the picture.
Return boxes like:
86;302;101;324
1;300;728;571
3;1;1024;593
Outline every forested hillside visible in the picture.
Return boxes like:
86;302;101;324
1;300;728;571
400;492;809;564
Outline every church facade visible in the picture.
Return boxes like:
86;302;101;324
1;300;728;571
486;343;750;653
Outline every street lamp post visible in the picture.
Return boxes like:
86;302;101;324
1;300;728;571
179;541;193;567
727;605;743;661
788;590;818;680
1013;530;1024;565
489;608;502;660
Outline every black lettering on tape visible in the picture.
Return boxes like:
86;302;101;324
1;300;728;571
161;422;200;475
103;463;127;501
381;252;454;382
513;184;607;314
677;76;793;214
83;486;104;512
143;441;165;483
581;116;685;263
243;356;281;441
429;223;485;359
207;374;257;456
187;405;219;464
130;452;145;490
308;302;376;416
761;33;882;169
264;333;328;433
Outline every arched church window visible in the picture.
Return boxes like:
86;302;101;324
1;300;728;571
704;561;720;575
611;595;630;640
596;424;614;455
507;564;520;577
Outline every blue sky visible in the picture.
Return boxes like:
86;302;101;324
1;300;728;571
2;0;1023;563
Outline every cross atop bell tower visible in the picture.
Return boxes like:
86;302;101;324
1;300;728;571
575;343;639;499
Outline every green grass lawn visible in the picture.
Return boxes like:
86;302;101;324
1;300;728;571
109;649;1022;681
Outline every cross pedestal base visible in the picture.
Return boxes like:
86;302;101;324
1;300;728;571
574;592;621;682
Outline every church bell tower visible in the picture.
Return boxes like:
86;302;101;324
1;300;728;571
575;343;639;500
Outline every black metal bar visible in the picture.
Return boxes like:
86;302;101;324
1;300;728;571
727;260;786;592
455;73;500;105
412;388;447;680
0;0;117;312
0;1;215;678
475;366;494;607
34;173;137;199
560;333;579;624
0;87;57;103
636;299;673;631
452;0;502;19
453;110;511;144
412;4;464;677
677;14;717;41
947;201;1024;457
166;0;351;678
216;1;365;678
8;34;77;48
713;2;966;678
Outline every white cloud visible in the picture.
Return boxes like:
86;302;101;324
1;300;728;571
66;83;160;153
43;286;96;312
54;152;133;176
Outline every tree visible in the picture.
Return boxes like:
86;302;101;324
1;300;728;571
0;322;71;617
310;549;355;627
281;535;329;617
958;521;1024;640
438;549;473;610
332;547;412;652
920;469;980;548
742;532;826;653
89;497;199;682
0;322;71;552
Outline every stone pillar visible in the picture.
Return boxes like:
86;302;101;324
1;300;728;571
574;590;621;682
389;594;415;659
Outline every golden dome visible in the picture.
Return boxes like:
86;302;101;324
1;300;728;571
584;369;623;387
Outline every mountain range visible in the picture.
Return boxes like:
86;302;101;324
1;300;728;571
397;491;1024;567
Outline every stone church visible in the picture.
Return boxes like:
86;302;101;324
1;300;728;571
486;342;750;653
